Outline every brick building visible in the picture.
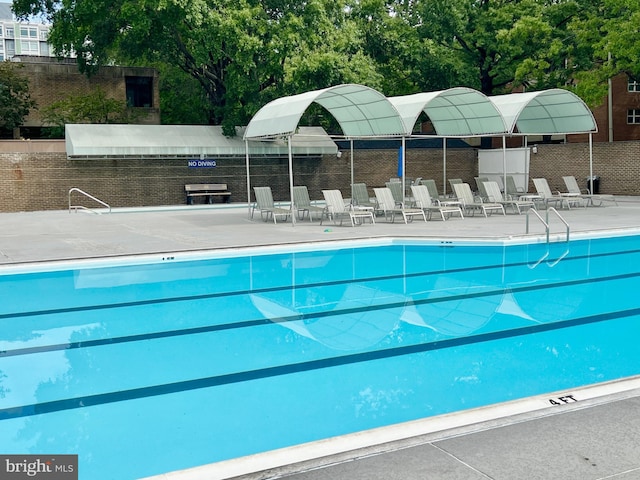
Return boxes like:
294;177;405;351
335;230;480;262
13;56;160;136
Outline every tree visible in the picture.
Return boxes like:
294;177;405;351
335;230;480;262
409;0;596;95
569;0;640;106
13;0;375;135
0;62;36;134
41;89;140;137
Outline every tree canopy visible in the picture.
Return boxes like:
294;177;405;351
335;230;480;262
0;62;36;134
12;0;640;129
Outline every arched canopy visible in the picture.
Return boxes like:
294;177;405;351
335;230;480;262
243;84;406;140
388;87;508;137
490;89;597;135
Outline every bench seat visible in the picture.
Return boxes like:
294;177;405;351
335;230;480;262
185;184;231;204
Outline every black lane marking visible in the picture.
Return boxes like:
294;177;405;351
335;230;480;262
2;247;637;321
2;270;639;358
1;306;639;421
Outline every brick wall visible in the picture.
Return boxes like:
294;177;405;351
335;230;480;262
19;62;161;127
0;140;638;212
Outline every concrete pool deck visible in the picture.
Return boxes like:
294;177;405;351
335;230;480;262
2;198;640;480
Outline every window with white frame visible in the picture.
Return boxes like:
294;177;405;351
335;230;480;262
628;109;640;124
5;27;13;38
21;40;39;53
0;25;3;37
628;79;640;92
20;27;37;38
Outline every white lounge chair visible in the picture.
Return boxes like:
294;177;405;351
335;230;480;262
475;176;490;200
562;175;617;206
453;182;505;217
385;181;406;206
411;184;464;220
293;185;325;221
422;179;450;202
483;181;535;214
374;187;426;224
351;183;377;209
252;186;291;223
533;178;580;209
321;189;375;227
448;178;463;196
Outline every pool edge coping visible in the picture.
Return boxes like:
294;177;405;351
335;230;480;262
2;226;640;275
140;375;640;480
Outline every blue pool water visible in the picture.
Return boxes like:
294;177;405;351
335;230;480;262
1;235;640;479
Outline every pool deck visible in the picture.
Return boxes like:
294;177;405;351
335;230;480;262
2;198;640;480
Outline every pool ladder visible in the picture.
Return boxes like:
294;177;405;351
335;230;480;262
525;207;569;243
68;188;111;214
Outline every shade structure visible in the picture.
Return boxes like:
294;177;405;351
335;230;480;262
65;124;337;158
489;89;597;135
243;84;405;140
388;87;508;137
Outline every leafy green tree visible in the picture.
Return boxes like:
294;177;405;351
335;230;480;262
41;88;140;136
569;0;640;106
13;0;374;134
409;0;595;95
0;62;36;134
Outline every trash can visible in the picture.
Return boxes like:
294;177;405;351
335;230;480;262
586;176;600;194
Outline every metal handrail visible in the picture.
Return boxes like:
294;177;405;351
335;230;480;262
546;207;570;242
525;207;569;243
68;188;111;214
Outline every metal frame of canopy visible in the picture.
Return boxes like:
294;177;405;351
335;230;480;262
244;84;406;226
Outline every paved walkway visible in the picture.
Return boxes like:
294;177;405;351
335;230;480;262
2;199;640;480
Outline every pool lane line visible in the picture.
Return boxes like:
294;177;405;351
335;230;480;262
1;270;639;359
1;305;640;420
2;246;637;321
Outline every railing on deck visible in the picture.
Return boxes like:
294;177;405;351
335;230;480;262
68;188;111;214
525;207;569;243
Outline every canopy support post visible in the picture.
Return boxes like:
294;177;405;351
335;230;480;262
350;139;354;201
288;136;296;227
589;132;594;194
245;140;251;219
401;136;406;206
442;137;447;196
502;136;507;193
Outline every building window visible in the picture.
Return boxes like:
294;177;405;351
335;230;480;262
628;109;640;124
0;25;3;37
629;79;640;92
19;27;37;38
125;76;153;107
20;40;39;54
5;27;13;38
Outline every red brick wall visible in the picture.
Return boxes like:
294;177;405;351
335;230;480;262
0;141;638;212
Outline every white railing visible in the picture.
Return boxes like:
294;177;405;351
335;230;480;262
525;207;569;243
68;188;111;214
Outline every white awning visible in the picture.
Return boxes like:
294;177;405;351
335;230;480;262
388;87;508;137
243;84;406;140
65;124;337;158
490;89;597;135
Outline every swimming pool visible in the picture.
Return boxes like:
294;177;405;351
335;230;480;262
1;234;640;479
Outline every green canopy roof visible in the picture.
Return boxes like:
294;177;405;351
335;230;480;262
388;87;508;136
243;84;406;140
490;89;597;135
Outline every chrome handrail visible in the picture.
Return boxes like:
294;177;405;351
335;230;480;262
546;207;570;242
68;188;111;214
526;207;569;243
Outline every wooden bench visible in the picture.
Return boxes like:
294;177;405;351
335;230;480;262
185;183;231;204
